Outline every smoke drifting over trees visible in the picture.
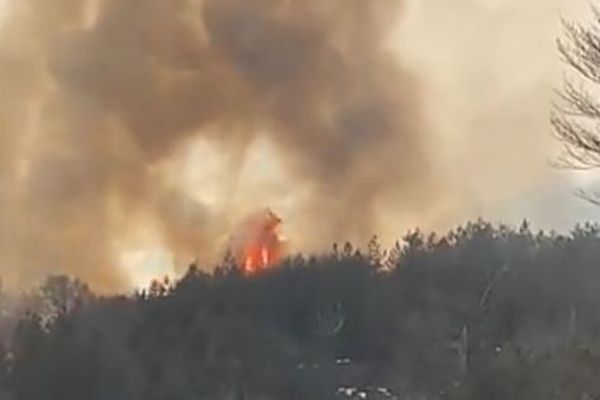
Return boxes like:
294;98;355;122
0;0;440;290
1;1;600;399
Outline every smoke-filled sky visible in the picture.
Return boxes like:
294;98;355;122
0;0;597;291
397;0;596;230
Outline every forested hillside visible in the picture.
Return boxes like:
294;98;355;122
3;220;600;400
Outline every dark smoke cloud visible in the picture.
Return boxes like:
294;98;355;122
0;0;440;291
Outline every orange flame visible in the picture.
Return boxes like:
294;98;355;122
235;209;285;274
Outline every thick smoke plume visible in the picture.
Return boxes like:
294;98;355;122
0;0;440;291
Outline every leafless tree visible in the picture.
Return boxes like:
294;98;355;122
553;7;600;202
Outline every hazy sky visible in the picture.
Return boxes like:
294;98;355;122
0;0;599;289
395;0;598;232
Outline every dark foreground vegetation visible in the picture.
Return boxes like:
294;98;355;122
2;220;600;399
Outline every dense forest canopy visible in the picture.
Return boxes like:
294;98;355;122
2;220;600;399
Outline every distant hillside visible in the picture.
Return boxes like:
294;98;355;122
4;220;600;400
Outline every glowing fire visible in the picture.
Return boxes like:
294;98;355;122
234;208;286;274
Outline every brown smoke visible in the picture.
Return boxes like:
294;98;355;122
0;0;440;291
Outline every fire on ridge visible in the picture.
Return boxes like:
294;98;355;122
232;208;286;274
